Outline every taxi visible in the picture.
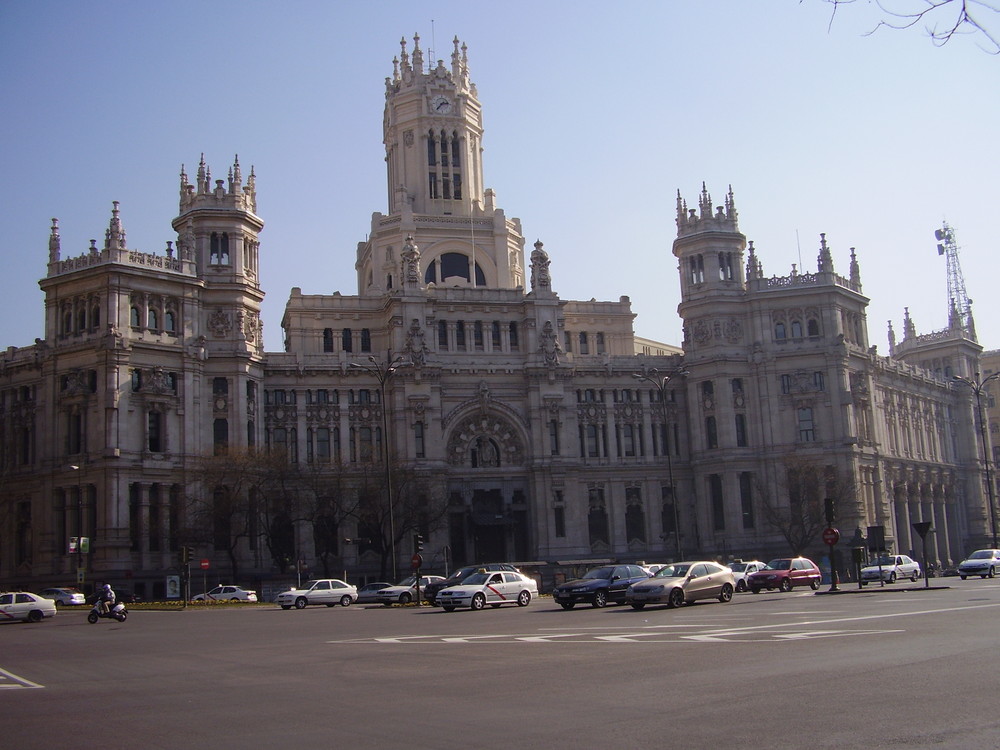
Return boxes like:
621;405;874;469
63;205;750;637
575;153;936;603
436;570;538;611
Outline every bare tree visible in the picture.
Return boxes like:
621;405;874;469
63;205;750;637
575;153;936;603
756;456;855;555
815;0;1000;53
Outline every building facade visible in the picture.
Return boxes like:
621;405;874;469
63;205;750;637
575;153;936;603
0;36;993;596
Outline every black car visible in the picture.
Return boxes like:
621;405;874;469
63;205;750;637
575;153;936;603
552;564;651;609
424;563;520;605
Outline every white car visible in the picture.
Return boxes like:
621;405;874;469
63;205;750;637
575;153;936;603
958;549;1000;579
727;560;767;592
375;575;446;606
192;585;259;602
436;571;538;611
39;586;87;606
275;579;357;609
860;554;921;584
0;592;57;623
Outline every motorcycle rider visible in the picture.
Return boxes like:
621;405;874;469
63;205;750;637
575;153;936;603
98;583;116;615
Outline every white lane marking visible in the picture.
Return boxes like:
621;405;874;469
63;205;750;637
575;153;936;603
0;666;43;689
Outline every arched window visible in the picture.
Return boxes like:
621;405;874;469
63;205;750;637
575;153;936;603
164;310;176;333
322;328;334;353
438;320;448;348
91;304;100;330
774;322;786;340
791;320;803;338
147;309;159;330
130;307;140;328
341;328;352;353
427;130;437;166
360;328;371;352
807;319;820;337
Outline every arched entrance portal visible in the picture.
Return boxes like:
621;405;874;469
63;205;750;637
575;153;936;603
444;396;531;565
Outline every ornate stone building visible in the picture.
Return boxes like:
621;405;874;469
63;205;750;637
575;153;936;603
0;35;992;596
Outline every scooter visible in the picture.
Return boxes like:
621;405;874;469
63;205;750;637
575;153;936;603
87;601;127;623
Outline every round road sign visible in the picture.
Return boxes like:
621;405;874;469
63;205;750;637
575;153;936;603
822;527;840;546
411;553;423;570
200;559;210;570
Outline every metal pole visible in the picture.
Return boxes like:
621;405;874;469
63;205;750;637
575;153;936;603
954;372;1000;548
633;365;687;561
351;354;412;581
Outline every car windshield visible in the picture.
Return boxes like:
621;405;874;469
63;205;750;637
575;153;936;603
969;550;995;560
582;567;615;580
765;559;792;570
447;567;481;582
394;577;417;587
729;563;748;572
653;564;690;578
871;556;896;566
461;573;491;585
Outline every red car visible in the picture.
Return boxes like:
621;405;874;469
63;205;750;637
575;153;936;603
747;557;822;593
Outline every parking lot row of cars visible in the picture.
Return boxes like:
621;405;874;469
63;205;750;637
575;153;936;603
9;549;1000;623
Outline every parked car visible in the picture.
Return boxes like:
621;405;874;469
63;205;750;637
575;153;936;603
436;571;538;611
356;582;393;604
375;575;446;606
424;563;521;605
39;586;86;606
860;554;921;584
747;557;822;593
0;591;57;623
552;564;651;609
958;549;1000;579
275;579;358;609
192;585;258;602
626;561;736;609
727;560;767;592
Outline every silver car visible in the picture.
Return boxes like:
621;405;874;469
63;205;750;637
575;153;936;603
626;561;736;610
860;555;921;584
39;587;87;606
958;549;1000;579
275;579;358;609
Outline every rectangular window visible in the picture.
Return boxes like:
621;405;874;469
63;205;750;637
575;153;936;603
710;474;725;531
414;422;425;459
586;424;600;458
798;407;815;442
549;420;560;455
814;371;825;391
213;418;228;455
316;428;331;462
456;321;466;349
596;332;605;354
740;471;755;529
579;332;589;355
781;374;792;394
622;424;636;457
554;505;566;538
735;413;748;447
148;411;163;452
563;331;572;353
705;416;718;449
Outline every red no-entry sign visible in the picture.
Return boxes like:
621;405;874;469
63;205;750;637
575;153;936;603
411;553;423;570
200;559;210;570
822;527;840;546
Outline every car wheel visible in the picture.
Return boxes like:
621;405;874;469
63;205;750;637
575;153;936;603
591;590;608;608
399;592;412;605
294;597;307;609
340;595;353;607
443;606;456;612
630;602;646;610
558;602;575;610
960;574;967;580
888;572;897;584
27;609;43;623
230;598;240;603
54;600;63;608
280;605;292;610
517;590;531;607
735;580;747;593
667;588;685;608
990;567;996;579
750;587;761;594
779;578;792;593
911;571;919;582
470;593;486;611
718;583;734;603
810;579;821;591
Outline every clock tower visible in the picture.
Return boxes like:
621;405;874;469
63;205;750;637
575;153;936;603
357;34;526;293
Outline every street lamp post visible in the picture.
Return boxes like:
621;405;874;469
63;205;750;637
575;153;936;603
632;365;688;561
953;371;1000;549
350;353;412;580
68;464;84;586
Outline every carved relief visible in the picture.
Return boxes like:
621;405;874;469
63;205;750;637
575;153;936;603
208;309;232;338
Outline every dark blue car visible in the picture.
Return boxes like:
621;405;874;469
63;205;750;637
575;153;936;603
552;564;651;609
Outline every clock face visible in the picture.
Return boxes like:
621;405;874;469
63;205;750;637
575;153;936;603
431;95;453;114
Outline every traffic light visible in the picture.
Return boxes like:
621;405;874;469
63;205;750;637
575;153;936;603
180;546;191;565
414;533;424;554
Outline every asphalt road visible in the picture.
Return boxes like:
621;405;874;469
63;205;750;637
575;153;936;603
4;579;1000;750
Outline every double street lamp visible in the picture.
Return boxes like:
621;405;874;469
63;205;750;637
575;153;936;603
632;365;688;561
953;371;1000;549
350;353;412;580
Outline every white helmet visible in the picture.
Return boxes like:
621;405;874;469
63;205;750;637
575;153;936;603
103;583;112;592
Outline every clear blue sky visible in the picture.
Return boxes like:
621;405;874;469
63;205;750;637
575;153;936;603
1;2;997;353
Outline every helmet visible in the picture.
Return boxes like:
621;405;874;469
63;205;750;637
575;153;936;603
103;584;112;592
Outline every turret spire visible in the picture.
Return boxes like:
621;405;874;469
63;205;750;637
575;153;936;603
48;218;60;263
104;201;126;251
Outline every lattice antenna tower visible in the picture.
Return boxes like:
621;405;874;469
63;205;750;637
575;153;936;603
935;221;972;331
